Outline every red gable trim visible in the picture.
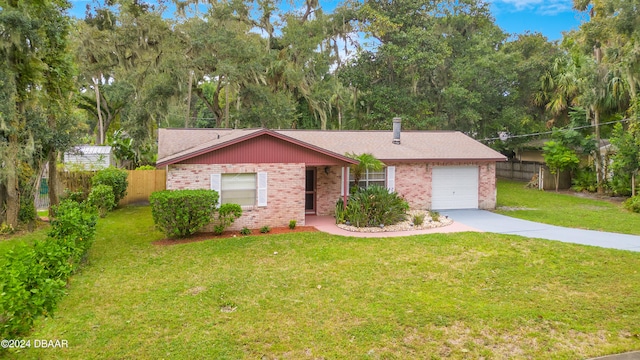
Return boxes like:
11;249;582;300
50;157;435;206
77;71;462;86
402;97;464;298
157;129;358;167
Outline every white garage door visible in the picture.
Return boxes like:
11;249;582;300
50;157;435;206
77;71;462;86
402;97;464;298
431;166;479;209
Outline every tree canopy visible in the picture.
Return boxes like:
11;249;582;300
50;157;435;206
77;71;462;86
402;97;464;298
4;0;640;227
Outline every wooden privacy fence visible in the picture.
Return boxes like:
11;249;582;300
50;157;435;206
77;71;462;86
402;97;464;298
496;161;541;182
497;160;571;190
50;169;165;206
119;170;166;206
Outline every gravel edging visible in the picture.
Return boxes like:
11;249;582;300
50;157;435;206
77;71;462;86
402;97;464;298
336;210;453;233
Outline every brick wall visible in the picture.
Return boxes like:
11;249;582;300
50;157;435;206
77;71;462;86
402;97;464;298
167;163;306;230
477;162;497;209
391;162;430;209
316;166;344;216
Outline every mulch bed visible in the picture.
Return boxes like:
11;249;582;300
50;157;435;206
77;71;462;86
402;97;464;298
153;226;319;246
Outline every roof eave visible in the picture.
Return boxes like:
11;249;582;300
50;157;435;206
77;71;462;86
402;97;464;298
156;128;359;167
379;157;507;163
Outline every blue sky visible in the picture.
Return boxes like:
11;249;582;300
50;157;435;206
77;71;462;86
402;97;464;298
66;0;585;42
490;0;585;41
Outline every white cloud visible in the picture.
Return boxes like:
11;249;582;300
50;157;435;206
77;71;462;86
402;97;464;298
490;0;574;15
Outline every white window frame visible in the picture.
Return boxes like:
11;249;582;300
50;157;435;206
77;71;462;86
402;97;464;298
349;168;387;190
211;173;258;207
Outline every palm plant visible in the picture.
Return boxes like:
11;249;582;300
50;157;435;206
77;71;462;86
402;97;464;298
346;153;384;192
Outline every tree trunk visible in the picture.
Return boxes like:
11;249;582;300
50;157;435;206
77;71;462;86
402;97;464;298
47;150;59;215
224;82;230;128
94;77;104;145
593;107;604;193
6;134;20;228
555;172;560;192
185;70;193;128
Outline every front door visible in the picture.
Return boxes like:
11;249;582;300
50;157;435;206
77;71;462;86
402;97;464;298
305;168;316;214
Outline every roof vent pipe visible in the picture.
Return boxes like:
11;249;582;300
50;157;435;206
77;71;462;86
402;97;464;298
392;117;401;145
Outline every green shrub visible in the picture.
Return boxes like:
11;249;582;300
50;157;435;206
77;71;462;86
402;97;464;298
260;225;271;233
240;227;251;235
0;244;67;338
49;200;98;248
430;211;440;222
135;165;156;170
335;198;346;224
213;203;242;235
608;174;633;197
289;220;297;229
0;199;97;339
87;184;116;218
572;166;597;193
150;190;219;238
412;213;425;226
92;167;128;204
60;189;88;204
623;195;640;213
19;193;37;224
344;185;409;228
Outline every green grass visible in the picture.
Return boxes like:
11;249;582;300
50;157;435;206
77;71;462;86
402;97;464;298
497;180;640;235
7;206;640;359
0;227;48;257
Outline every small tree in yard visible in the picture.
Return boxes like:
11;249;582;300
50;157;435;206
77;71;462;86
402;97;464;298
543;140;580;192
610;123;640;196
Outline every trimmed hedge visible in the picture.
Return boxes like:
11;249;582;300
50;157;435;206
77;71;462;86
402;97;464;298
92;167;128;204
150;190;219;238
0;200;97;339
87;184;116;218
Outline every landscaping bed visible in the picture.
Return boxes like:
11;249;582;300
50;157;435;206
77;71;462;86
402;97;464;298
337;210;453;233
153;226;318;246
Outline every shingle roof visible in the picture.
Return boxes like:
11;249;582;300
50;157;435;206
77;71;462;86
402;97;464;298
276;130;505;161
156;128;506;166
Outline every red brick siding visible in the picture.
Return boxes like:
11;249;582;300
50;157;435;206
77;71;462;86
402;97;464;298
478;162;497;209
316;166;344;216
391;162;430;209
166;163;306;230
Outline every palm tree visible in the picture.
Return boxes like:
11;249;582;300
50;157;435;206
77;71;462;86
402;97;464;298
347;153;384;192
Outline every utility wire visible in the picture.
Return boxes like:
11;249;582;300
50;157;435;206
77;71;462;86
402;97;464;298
480;118;631;142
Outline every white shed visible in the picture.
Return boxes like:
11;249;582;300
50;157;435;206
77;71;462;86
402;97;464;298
64;145;114;170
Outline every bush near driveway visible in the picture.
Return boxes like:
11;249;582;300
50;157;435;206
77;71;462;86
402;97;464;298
150;190;219;238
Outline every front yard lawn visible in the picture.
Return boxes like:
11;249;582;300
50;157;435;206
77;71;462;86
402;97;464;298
497;180;640;235
0;226;48;257
8;206;640;359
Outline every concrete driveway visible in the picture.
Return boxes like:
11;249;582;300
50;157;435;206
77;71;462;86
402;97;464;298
443;209;640;252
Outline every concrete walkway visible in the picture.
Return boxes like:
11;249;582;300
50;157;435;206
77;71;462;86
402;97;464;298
305;215;480;238
306;210;640;252
442;209;640;252
587;351;640;360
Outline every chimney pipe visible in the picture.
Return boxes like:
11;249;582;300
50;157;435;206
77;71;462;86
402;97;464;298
392;117;401;145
